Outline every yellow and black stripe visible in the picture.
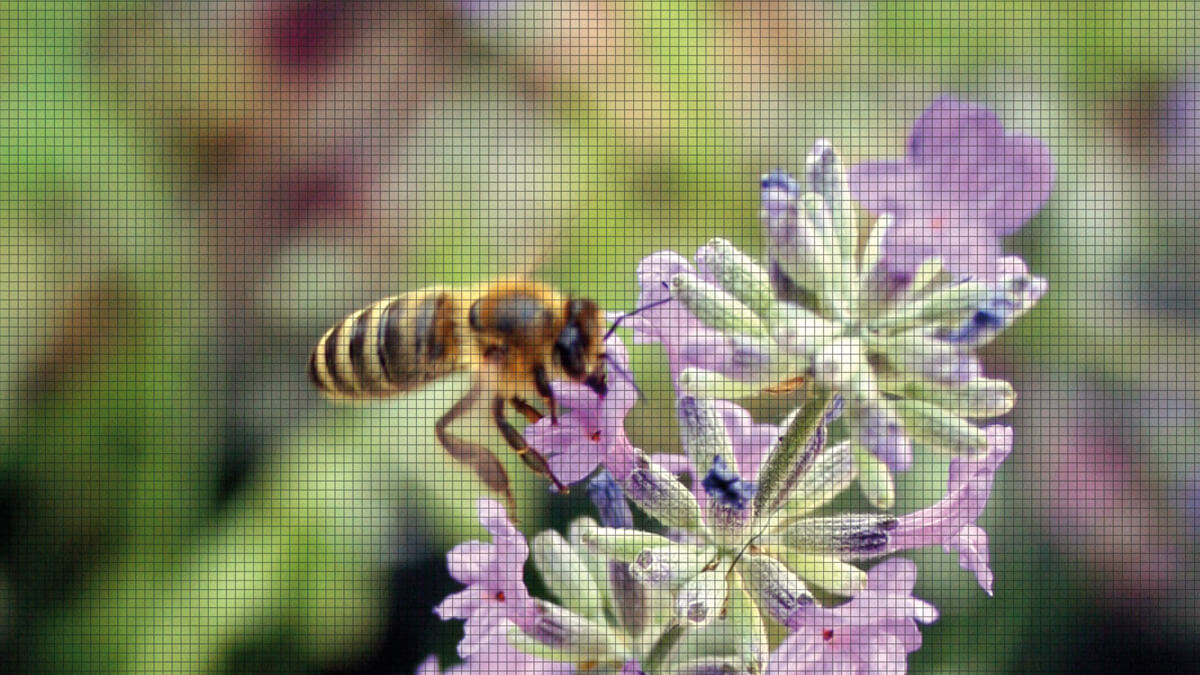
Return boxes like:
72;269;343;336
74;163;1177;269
309;289;465;398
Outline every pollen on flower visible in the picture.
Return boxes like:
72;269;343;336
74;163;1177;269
590;430;602;442
494;590;506;602
823;628;835;642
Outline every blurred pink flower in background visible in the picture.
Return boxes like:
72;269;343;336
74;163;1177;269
1035;404;1181;609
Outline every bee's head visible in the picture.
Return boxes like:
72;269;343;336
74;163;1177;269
555;298;607;397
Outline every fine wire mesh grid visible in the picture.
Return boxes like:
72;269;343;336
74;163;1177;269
4;1;1200;674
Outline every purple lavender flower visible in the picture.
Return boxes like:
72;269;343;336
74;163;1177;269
850;96;1054;281
770;559;938;674
525;336;638;484
434;498;537;654
622;251;758;383
886;425;1013;594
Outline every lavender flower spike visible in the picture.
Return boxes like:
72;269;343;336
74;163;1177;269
850;95;1054;280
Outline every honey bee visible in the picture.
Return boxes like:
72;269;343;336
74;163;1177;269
309;277;611;506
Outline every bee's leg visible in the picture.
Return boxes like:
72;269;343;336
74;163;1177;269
492;396;568;494
510;397;544;424
435;386;515;512
532;364;559;425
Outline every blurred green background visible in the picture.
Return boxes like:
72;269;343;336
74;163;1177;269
1;1;1198;672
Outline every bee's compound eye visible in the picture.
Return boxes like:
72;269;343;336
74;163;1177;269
554;324;586;379
469;299;484;331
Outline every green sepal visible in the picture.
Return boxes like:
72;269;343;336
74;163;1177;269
781;440;858;517
671;272;768;338
679;395;738;478
578;526;675;563
885;376;1016;419
507;600;629;667
805;139;858;261
532;530;604;619
622;454;706;532
769;548;868;596
753;388;835;518
772;514;898;558
852;443;895;509
860;213;893;276
675;567;728;626
679;368;769;400
628;543;716;589
893;398;989;455
697;238;775;317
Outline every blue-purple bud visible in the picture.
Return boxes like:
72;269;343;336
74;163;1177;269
588;470;634;529
702;455;756;512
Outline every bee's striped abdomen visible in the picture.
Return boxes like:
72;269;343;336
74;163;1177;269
310;290;463;398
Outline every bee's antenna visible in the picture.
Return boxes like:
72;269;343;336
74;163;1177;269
603;282;673;343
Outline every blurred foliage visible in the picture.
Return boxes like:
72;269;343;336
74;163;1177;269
0;1;1198;673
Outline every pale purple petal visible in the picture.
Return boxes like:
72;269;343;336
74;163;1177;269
625;251;732;380
886;426;1012;591
946;524;994;595
850;96;1054;280
434;498;536;636
526;336;638;483
772;559;935;674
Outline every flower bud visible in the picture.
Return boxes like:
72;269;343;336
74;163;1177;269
896;377;1016;419
629;544;715;588
739;553;815;627
696;238;775;317
805;139;857;260
760;169;803;247
893;398;989;455
780;441;857;516
754;390;835;517
860;212;894;275
671;273;767;338
609;562;648;637
778;514;899;558
874;331;981;385
679;396;737;482
511;599;628;666
676;568;727;626
770;196;839;300
532;530;603;619
623;454;705;531
579;525;674;562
